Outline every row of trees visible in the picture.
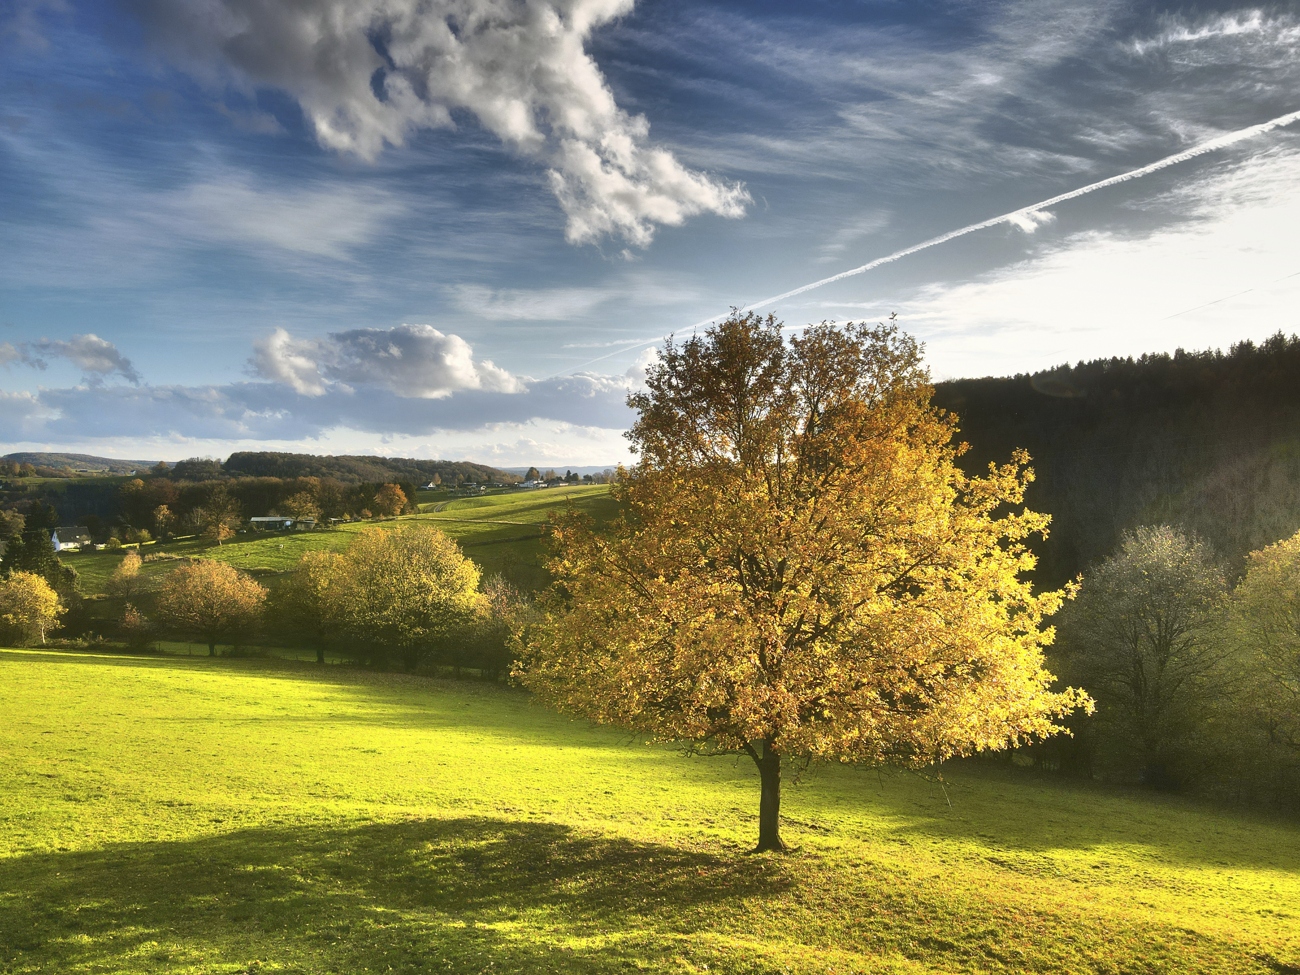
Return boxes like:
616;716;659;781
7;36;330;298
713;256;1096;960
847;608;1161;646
83;524;524;672
1041;524;1300;802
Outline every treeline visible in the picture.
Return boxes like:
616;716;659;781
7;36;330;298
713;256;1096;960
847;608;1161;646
0;474;422;546
935;332;1300;585
216;451;511;484
1021;524;1300;809
0;524;527;680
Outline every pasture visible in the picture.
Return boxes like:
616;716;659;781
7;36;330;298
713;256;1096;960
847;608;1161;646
61;484;616;596
2;648;1297;974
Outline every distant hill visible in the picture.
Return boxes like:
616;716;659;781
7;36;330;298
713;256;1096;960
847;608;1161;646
2;452;156;475
934;333;1300;584
219;451;514;485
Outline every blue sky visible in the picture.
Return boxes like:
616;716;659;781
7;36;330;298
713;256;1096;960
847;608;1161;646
2;0;1298;465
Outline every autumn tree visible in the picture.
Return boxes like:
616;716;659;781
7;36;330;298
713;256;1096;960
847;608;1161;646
107;550;146;600
156;560;267;655
518;313;1088;851
372;484;407;519
0;571;64;645
1228;529;1300;754
273;550;348;664
281;492;321;522
330;523;482;670
1058;525;1230;788
197;487;240;545
152;504;175;538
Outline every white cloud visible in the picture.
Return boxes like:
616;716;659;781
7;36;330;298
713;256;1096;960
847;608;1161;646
23;333;142;384
251;323;523;398
129;0;749;246
249;328;326;395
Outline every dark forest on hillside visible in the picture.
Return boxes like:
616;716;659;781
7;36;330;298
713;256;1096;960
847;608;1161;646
934;333;1300;585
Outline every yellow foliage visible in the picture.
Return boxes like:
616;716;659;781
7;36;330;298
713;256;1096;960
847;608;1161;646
518;313;1090;848
0;571;63;645
156;560;267;655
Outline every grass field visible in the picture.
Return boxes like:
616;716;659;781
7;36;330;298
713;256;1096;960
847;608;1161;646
2;648;1297;975
60;485;616;596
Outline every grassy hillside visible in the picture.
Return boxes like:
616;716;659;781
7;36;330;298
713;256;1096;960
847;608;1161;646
1;648;1297;974
62;484;616;595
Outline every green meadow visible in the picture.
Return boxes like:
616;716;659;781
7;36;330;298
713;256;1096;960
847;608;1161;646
60;484;616;594
2;648;1297;975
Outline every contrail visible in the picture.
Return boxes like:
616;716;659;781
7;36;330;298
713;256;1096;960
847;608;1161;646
565;107;1300;374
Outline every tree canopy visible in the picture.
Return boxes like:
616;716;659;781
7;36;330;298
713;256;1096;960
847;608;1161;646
1228;528;1300;755
0;571;63;645
518;313;1088;850
156;560;267;655
1057;525;1230;788
327;523;483;670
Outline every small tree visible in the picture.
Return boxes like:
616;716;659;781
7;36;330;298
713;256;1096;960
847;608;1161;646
373;484;407;519
1228;529;1300;754
281;492;321;522
0;571;64;645
274;550;348;663
1059;525;1230;788
152;504;175;539
518;314;1088;851
120;603;154;652
156;560;267;655
198;487;241;546
331;523;482;670
107;550;146;600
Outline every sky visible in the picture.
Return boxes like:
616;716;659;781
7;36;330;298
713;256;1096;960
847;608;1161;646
1;0;1298;467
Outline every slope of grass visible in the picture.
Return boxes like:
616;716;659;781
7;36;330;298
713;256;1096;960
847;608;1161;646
1;648;1297;975
60;486;615;597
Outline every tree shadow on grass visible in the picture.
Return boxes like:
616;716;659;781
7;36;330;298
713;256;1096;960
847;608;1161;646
0;817;791;975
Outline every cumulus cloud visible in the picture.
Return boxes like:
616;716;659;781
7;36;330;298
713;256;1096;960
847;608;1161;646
127;0;749;246
22;333;142;385
251;323;522;398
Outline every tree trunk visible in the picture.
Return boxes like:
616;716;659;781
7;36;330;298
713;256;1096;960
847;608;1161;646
751;740;786;852
208;639;216;656
316;646;325;664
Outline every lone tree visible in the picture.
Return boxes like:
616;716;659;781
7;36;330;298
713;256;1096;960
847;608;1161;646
107;550;146;600
0;571;64;645
156;560;267;655
518;313;1088;851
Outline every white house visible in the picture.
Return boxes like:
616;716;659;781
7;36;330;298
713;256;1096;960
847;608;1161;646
51;527;92;552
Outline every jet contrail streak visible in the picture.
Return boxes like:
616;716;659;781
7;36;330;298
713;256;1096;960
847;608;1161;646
565;108;1300;375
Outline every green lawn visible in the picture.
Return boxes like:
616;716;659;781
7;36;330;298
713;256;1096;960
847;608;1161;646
1;648;1297;974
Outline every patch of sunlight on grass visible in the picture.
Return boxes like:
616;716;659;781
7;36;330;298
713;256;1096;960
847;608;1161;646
1;647;1297;974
